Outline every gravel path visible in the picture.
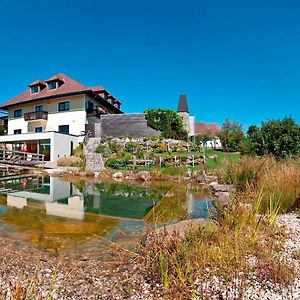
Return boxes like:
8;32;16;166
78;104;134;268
243;213;300;300
0;213;299;299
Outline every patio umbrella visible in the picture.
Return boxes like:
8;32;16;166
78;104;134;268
21;143;27;152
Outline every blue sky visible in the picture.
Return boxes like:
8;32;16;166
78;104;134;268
0;0;299;130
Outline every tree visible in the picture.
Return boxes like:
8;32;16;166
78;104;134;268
144;109;188;140
247;125;267;156
219;118;245;152
247;117;300;159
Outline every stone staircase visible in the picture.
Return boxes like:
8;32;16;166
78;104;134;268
84;137;104;172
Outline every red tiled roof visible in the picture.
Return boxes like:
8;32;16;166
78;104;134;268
45;74;64;82
194;122;220;136
0;73;121;109
88;85;105;92
28;79;46;87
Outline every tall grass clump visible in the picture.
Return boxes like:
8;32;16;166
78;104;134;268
140;199;294;299
216;156;300;212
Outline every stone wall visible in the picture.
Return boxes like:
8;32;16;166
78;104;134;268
93;113;160;138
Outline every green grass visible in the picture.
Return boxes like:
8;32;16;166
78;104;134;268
204;149;240;169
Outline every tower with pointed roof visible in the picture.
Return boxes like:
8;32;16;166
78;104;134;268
177;94;193;137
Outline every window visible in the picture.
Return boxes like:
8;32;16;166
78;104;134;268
58;125;69;134
35;105;43;112
31;85;39;94
48;81;57;90
58;101;70;112
35;127;42;133
14;109;22;118
14;129;21;134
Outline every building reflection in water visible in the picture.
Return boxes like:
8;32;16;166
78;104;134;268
6;176;84;220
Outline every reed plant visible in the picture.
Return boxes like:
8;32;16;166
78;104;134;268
140;196;294;299
217;156;300;212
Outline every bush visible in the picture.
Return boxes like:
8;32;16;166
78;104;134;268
144;109;188;140
57;156;83;167
73;143;84;159
219;118;245;152
108;142;122;153
95;144;110;156
105;158;128;169
247;117;300;159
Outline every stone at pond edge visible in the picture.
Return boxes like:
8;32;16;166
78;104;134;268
112;172;123;179
209;182;234;193
197;175;218;184
126;171;151;181
157;219;206;238
215;192;230;207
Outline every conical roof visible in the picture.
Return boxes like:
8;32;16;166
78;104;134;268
177;94;189;113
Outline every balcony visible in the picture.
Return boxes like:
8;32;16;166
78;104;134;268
86;109;100;118
24;111;48;121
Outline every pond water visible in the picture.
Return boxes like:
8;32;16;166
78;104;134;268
0;176;214;252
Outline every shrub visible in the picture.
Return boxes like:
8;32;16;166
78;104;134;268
95;144;110;156
247;117;300;159
57;156;83;167
105;158;128;169
144;109;188;140
73;142;84;159
219;118;245;152
108;142;122;153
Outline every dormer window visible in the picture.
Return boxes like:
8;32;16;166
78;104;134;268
29;79;46;94
31;85;40;94
48;81;57;90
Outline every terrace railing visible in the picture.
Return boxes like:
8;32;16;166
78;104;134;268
0;149;45;166
24;111;48;121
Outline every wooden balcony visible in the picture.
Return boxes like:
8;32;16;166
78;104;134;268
24;111;48;121
86;109;100;118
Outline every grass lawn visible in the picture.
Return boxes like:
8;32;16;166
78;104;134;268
204;149;240;169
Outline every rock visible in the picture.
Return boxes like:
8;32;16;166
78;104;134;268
45;169;65;176
157;219;206;238
215;192;230;207
209;182;233;193
94;172;100;177
127;171;151;181
112;172;123;179
204;175;218;184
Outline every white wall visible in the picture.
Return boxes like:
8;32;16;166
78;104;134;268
7;95;87;135
189;116;195;137
52;132;79;161
0;131;80;162
46;110;86;135
203;138;222;149
46;196;84;220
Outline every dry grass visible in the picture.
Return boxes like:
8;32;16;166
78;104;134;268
140;199;294;299
57;156;83;167
216;156;300;212
139;156;300;298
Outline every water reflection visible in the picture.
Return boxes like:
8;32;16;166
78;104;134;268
0;176;214;251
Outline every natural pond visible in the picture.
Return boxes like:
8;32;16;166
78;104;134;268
0;176;214;253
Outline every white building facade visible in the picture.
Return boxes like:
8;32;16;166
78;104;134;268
0;73;122;164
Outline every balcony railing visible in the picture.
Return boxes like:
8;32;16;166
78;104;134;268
86;109;100;118
24;111;48;121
